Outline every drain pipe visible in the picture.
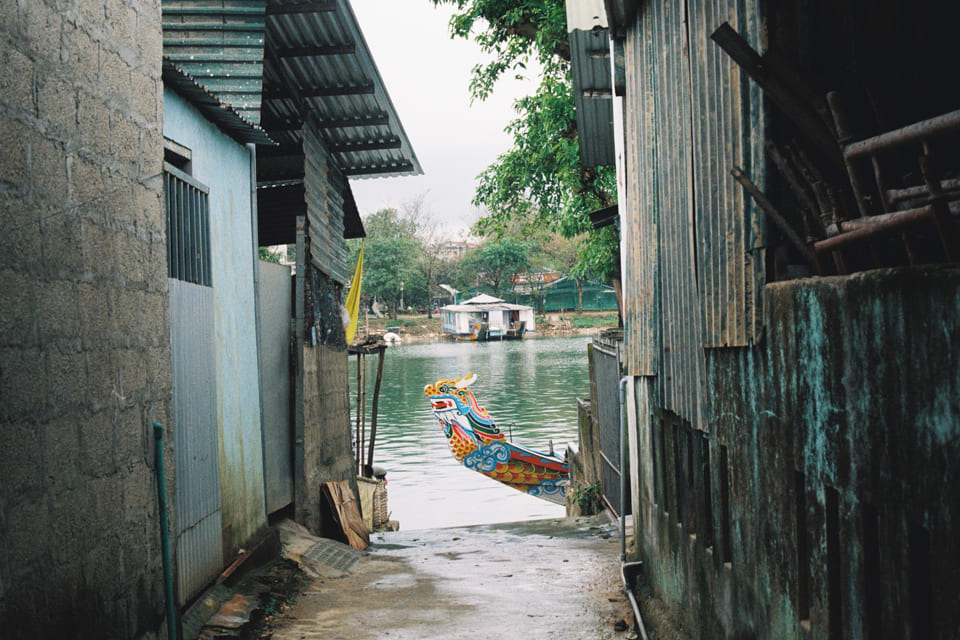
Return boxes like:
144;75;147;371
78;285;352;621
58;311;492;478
619;378;649;640
154;423;178;640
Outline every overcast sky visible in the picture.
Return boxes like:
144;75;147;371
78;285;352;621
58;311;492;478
348;0;538;239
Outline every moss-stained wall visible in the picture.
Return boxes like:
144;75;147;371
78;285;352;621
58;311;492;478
0;0;168;637
634;266;959;639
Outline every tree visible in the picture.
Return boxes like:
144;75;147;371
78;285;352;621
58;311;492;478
430;0;619;283
348;208;423;318
458;237;530;296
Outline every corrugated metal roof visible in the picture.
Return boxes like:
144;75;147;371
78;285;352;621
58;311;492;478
162;0;268;125
162;57;275;145
163;0;421;182
260;0;421;180
568;28;616;167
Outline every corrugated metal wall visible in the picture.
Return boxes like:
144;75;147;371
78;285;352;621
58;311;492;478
687;1;765;347
621;0;764;422
304;118;350;284
169;279;223;605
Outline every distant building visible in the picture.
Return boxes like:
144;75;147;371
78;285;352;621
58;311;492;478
440;294;536;341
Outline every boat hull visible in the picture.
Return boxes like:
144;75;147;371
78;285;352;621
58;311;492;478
425;375;569;504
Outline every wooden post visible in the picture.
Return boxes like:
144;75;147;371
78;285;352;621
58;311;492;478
293;216;306;519
366;345;386;475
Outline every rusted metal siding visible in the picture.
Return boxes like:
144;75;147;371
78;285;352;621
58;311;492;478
623;0;705;424
621;6;660;378
621;0;764;415
687;1;765;347
304;118;349;284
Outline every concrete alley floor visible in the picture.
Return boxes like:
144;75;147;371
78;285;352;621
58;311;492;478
268;516;636;640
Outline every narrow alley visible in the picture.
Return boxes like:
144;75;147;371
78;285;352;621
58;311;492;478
268;517;635;640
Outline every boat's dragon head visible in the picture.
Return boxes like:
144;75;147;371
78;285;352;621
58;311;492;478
424;373;503;458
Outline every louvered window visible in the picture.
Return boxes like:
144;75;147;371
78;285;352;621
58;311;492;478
164;162;211;286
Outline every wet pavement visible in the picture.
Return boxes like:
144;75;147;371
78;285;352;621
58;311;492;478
268;516;635;640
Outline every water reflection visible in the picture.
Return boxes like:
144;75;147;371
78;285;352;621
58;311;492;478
353;337;592;530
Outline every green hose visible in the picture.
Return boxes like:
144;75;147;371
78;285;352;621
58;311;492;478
154;423;178;640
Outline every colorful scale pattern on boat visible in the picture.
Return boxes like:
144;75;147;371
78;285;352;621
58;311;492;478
424;374;569;505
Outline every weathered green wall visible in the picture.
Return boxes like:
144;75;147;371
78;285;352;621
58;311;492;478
635;266;959;639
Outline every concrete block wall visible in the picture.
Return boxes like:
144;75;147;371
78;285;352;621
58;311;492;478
0;1;169;638
299;268;357;535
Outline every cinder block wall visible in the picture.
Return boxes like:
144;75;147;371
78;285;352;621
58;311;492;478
0;1;169;638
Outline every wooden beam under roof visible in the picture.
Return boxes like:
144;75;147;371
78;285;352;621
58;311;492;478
274;43;356;57
266;1;335;15
328;138;402;153
265;83;375;99
316;113;390;128
344;161;415;176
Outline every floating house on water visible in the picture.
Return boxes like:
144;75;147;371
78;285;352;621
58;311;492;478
440;294;536;341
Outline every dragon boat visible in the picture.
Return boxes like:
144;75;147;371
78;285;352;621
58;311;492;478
424;374;569;505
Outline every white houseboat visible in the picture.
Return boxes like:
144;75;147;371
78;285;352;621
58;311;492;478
440;294;536;341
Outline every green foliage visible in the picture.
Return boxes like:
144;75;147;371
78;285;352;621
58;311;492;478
569;313;618;329
457;237;530;295
348;209;425;312
430;0;619;283
258;247;282;264
573;483;602;514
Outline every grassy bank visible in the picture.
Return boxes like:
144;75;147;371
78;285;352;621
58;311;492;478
358;311;619;341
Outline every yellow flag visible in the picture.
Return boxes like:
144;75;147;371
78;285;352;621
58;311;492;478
345;242;364;343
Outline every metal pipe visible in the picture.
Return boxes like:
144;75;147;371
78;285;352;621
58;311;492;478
153;423;178;640
619;376;628;561
621;562;650;640
619;378;649;640
843;109;960;159
813;205;935;253
731;167;822;273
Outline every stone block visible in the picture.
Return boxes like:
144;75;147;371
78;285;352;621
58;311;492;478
99;48;131;105
40;208;85;281
77;90;111;159
24;1;63;66
77;282;116;349
0;47;35;116
0;194;43;275
0;347;46;422
85;347;120;412
79;410;118;477
111;112;141;175
0;269;38;347
41;416;81;491
135;11;163;74
37;279;79;343
105;0;136;49
121;461;154;522
37;74;78;140
0;117;33;190
116;229;147;286
0;420;42;496
29;136;69;210
45;342;86;416
80;218;118;283
60;21;101;87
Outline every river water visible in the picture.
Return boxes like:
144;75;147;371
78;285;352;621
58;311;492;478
352;336;592;530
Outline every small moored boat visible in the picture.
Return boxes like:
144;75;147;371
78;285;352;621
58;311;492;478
424;374;569;504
